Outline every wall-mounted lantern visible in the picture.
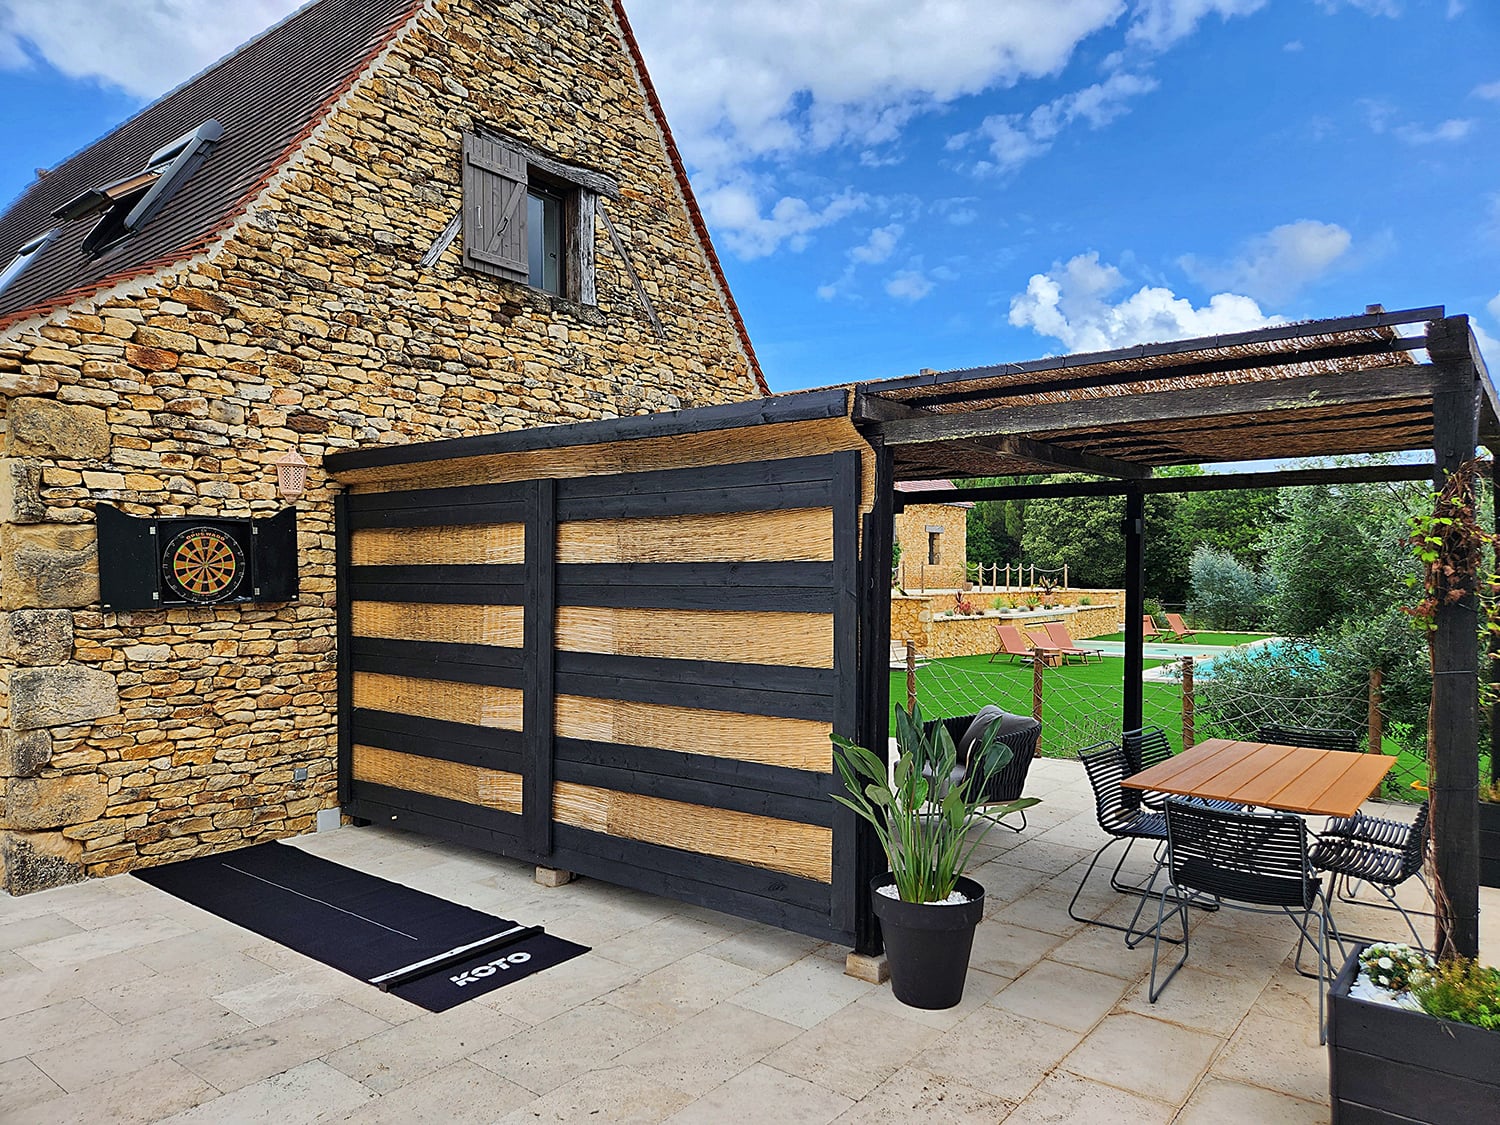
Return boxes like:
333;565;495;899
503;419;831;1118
274;449;309;501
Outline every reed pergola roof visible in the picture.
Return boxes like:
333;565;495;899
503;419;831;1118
853;306;1498;481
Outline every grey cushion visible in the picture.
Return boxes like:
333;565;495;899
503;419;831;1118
957;705;1007;761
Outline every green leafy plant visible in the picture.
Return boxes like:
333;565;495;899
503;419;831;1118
1413;956;1500;1030
1360;942;1434;994
830;704;1039;904
1079;596;1092;606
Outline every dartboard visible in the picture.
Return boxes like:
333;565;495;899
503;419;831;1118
161;526;247;603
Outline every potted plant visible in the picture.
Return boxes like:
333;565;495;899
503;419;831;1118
1327;942;1500;1123
830;704;1038;1009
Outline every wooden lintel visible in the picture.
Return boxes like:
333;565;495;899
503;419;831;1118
873;365;1436;446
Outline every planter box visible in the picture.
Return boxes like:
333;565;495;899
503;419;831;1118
1481;800;1500;889
1328;946;1500;1124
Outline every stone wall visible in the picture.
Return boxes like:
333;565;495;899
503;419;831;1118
0;0;762;893
893;501;968;591
892;592;1124;661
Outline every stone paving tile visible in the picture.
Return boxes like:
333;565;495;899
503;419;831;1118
86;951;278;1023
1059;1011;1222;1104
0;950;157;1019
0;997;119;1064
33;998;252;1092
476;945;642;1026
1177;1075;1328;1124
468;997;668;1095
989;957;1131;1032
913;1005;1083;1103
603;950;764;1026
23;1059;218;1125
212;966;354;1026
983;882;1090;937
672;1061;854;1124
699;922;825;974
991;838;1092;877
173;999;390;1092
598;912;743;974
1044;910;1160;981
1116;962;1271;1037
612;1000;804;1097
128;923;265;971
1002;1070;1175;1125
1210;1008;1330;1104
831;1065;1017;1124
325;1058;538;1123
848;965;1010;1032
321;1000;527;1095
730;952;874;1029
492;1063;691;1125
0;1056;63;1119
14;916;198;972
0;913;82;951
764;1002;943;1100
154;1059;373;1125
965;916;1060;979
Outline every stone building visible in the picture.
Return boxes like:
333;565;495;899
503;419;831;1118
0;0;765;893
892;480;971;591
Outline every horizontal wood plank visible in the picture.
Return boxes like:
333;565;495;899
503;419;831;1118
352;672;523;730
552;780;833;882
556;508;834;564
555;694;831;772
554;737;832;802
555;651;834;720
554;607;832;667
352;602;525;647
350;524;524;566
351;708;523;773
351;638;524;689
352;744;523;814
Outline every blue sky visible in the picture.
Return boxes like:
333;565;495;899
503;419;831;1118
2;0;1497;394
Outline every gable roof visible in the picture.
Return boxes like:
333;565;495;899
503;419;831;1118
0;0;769;395
0;0;420;329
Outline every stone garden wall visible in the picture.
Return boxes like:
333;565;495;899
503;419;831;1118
0;0;761;892
891;591;1125;661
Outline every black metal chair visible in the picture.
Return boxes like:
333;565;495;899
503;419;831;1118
928;708;1040;831
1258;723;1359;753
1148;800;1339;1042
1069;740;1175;943
1258;721;1399;847
1311;800;1432;950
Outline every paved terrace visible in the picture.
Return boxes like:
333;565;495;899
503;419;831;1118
2;758;1493;1124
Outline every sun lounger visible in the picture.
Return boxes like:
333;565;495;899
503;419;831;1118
1165;613;1197;641
1042;621;1103;663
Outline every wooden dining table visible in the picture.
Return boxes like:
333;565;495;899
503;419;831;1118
1121;737;1395;819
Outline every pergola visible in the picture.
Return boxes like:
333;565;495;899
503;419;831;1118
849;305;1497;958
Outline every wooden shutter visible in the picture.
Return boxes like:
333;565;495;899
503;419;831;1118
462;132;529;281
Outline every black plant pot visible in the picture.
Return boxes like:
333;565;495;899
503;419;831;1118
1327;944;1500;1124
870;873;985;1010
1480;800;1500;889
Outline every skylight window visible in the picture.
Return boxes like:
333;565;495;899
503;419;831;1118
0;229;59;297
52;119;224;257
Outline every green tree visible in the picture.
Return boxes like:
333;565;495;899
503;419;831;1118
1019;481;1190;602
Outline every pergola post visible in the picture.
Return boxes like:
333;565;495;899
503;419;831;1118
1428;315;1483;959
1492;455;1500;793
1123;488;1145;736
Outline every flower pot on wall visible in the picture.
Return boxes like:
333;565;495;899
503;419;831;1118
871;874;985;1009
1480;800;1500;889
1327;946;1500;1124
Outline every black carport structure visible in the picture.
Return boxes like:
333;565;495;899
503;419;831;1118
851;305;1497;958
324;304;1494;962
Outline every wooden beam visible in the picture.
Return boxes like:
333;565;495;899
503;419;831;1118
873;366;1436;447
891;462;1444;509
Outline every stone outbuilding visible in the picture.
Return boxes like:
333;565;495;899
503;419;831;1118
892;479;971;591
0;0;765;893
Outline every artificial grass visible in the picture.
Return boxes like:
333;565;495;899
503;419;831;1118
1091;631;1273;647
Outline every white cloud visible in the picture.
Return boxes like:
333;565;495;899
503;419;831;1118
1474;323;1499;373
0;1;301;97
952;72;1159;174
1316;0;1401;14
1283;39;1305;51
886;269;936;302
1487;291;1500;324
1474;81;1500;100
1395;118;1474;144
1009;251;1278;353
850;223;903;265
1179;220;1352;303
1127;0;1267;50
698;184;866;259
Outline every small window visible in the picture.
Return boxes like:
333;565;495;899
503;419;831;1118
928;532;941;566
461;130;606;306
0;229;59;297
53;120;224;257
527;183;565;296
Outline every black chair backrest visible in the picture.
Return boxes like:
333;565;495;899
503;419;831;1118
1078;740;1136;832
1123;726;1173;774
1258;723;1359;753
1164;801;1316;908
1399;801;1432;878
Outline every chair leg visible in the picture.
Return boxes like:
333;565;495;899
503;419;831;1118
1148;885;1190;1002
1068;837;1180;945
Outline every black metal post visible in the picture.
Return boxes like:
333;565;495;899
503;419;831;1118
1123;488;1145;736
